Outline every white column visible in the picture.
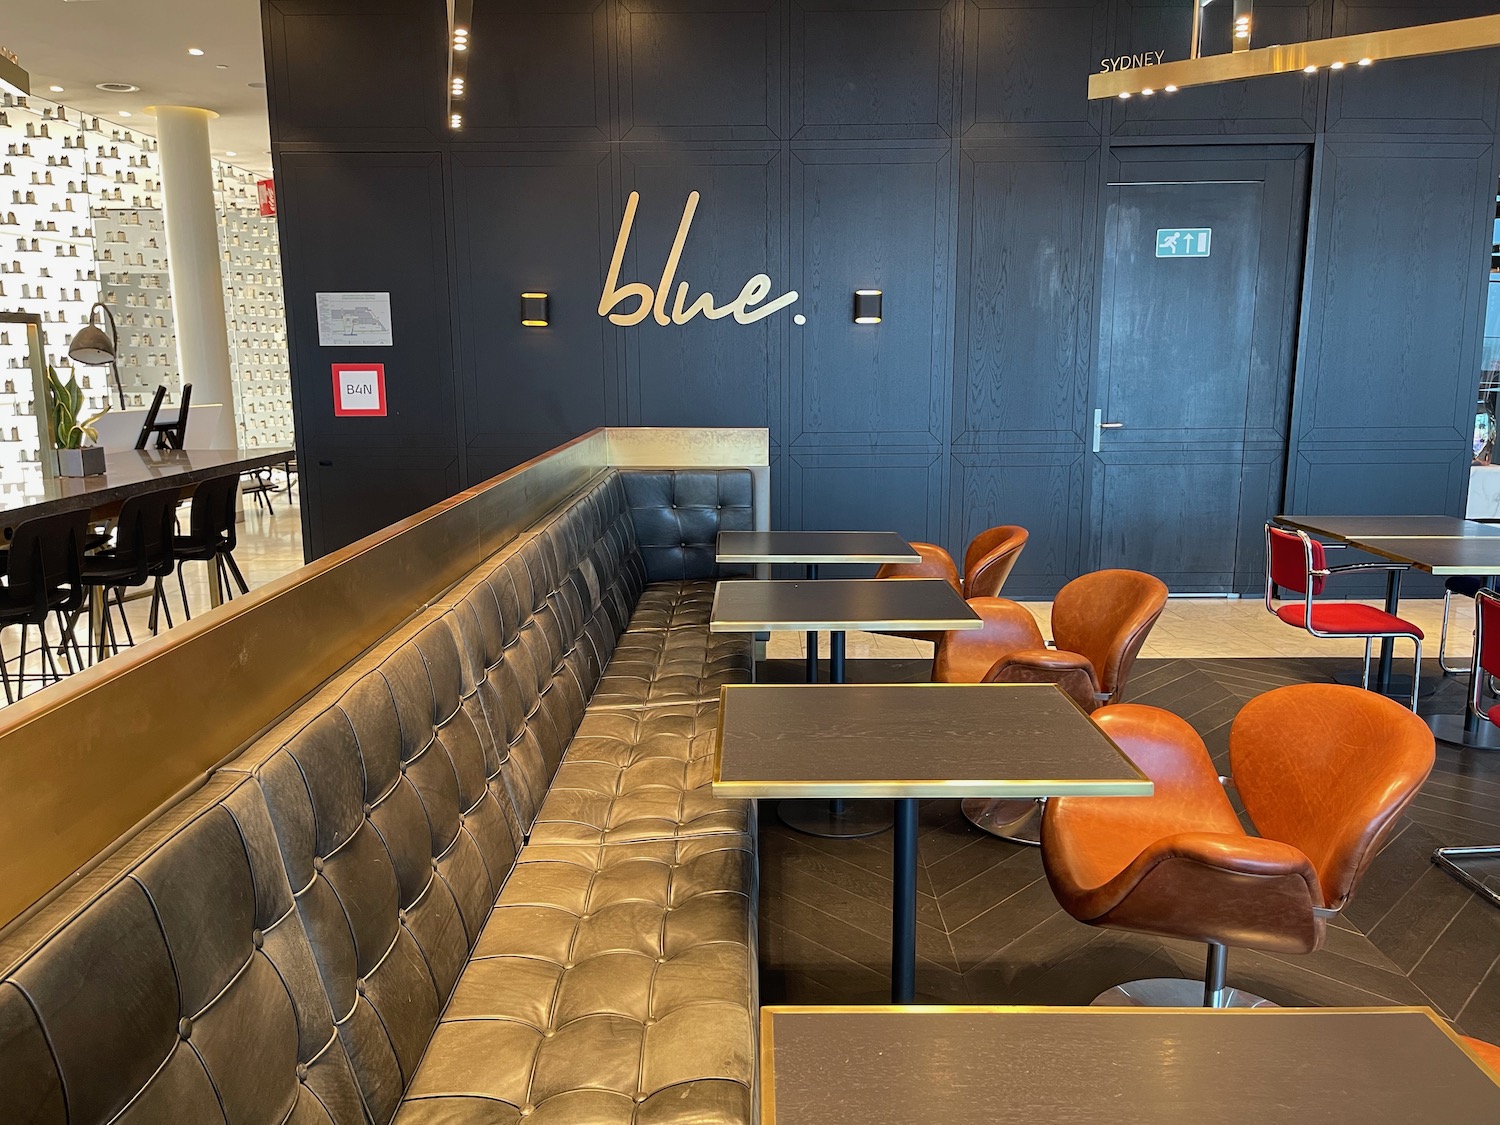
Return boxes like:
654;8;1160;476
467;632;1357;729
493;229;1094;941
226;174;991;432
152;105;237;450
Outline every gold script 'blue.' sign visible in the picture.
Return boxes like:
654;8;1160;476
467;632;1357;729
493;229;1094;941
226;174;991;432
599;191;800;326
1156;228;1212;258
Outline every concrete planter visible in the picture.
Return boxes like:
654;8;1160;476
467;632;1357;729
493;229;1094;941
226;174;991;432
58;446;106;477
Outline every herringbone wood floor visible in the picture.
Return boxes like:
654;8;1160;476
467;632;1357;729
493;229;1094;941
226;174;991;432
756;656;1500;1039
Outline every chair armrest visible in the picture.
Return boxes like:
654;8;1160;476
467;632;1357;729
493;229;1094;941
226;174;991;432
1142;831;1315;879
992;647;1093;674
1322;562;1410;576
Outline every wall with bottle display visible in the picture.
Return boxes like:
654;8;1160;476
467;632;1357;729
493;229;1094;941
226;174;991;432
0;90;291;496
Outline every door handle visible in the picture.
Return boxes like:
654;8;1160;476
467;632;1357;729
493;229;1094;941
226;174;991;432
1092;410;1125;453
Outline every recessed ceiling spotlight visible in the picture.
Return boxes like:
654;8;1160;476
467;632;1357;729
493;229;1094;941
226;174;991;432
1118;91;1131;99
1141;87;1155;95
49;85;64;93
1358;57;1373;66
96;82;140;93
1164;84;1178;92
1303;64;1318;73
1330;60;1345;70
188;48;205;56
225;150;237;156
118;110;132;117
216;64;229;70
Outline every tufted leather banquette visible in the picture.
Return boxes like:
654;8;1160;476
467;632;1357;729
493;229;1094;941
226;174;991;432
0;468;758;1125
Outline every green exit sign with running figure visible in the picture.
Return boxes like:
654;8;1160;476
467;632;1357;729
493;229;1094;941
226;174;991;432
1156;228;1212;257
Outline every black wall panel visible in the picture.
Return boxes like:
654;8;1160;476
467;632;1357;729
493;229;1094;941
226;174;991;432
789;146;953;447
952;143;1098;445
274;150;460;557
264;1;447;145
960;0;1106;140
1327;1;1500;135
1291;141;1493;450
617;0;784;140
464;1;612;142
266;0;1500;589
452;148;617;474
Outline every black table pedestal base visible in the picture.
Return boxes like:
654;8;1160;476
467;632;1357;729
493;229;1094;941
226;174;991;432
1426;712;1500;751
777;799;893;838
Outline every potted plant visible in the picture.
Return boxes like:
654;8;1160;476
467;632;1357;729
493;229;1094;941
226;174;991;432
46;365;110;476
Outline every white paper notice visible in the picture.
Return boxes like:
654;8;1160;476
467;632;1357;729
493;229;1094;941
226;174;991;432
316;292;394;347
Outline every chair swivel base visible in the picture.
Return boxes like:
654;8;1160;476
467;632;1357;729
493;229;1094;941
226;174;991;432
1092;978;1276;1009
962;797;1042;846
779;799;892;839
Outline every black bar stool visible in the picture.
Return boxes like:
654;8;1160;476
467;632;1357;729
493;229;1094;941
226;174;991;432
70;488;180;661
0;509;89;702
172;475;249;619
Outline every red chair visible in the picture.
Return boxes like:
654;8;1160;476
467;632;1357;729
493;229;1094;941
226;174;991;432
1264;523;1423;710
1431;587;1500;908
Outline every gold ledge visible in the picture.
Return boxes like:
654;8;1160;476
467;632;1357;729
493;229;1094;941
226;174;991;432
715;553;920;564
1088;14;1500;99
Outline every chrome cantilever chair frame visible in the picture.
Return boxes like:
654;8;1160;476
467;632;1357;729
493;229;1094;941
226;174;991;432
1264;525;1423;711
1432;587;1500;909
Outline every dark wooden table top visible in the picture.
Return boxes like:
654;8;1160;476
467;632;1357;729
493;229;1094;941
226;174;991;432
710;577;981;633
715;530;919;564
1278;515;1500;540
0;446;294;522
713;684;1151;799
1335;536;1500;576
761;1006;1500;1125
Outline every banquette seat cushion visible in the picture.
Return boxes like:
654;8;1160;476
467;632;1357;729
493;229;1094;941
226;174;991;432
0;467;759;1125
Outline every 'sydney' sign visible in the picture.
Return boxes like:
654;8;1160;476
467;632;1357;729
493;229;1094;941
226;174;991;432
599;191;800;326
1099;49;1166;71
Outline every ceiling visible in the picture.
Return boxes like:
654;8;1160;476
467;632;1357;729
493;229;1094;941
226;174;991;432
2;0;273;173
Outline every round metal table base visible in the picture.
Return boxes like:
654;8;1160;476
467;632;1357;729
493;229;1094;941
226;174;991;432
779;799;893;839
962;797;1042;846
1092;978;1277;1009
1425;712;1500;751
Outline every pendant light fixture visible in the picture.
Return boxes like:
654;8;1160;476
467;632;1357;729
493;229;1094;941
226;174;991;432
1091;12;1500;101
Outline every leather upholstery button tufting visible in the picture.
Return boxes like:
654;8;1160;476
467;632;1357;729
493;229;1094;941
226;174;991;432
251;929;264;949
178;1017;192;1039
296;1063;309;1082
356;979;367;996
312;856;324;873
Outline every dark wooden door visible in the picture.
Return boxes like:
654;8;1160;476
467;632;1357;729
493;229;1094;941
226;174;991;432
1087;148;1309;593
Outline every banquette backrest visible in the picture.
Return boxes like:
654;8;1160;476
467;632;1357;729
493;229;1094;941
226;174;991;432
0;466;754;1125
0;774;367;1125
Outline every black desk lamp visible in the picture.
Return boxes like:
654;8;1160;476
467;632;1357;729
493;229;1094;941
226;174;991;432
67;302;126;409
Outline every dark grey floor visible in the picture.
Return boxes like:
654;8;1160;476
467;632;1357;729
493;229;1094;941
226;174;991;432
755;656;1500;1039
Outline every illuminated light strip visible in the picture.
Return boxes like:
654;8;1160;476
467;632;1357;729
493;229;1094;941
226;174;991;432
446;0;474;129
1088;13;1500;100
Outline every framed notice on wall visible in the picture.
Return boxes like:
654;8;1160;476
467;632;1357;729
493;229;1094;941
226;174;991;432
316;292;394;347
332;364;387;417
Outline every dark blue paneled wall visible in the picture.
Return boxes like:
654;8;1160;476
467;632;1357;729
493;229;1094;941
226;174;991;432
263;0;1500;593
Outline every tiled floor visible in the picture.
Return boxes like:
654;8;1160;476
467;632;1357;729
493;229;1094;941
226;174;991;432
757;653;1500;1039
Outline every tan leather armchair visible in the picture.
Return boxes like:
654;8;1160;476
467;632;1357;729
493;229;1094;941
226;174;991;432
1041;685;1435;1007
876;526;1028;598
946;569;1168;840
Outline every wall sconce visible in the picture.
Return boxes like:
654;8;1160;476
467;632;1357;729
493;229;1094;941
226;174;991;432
853;290;882;325
521;293;550;327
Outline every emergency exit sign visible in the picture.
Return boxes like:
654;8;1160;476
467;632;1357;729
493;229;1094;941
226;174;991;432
1156;228;1212;257
332;364;387;417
